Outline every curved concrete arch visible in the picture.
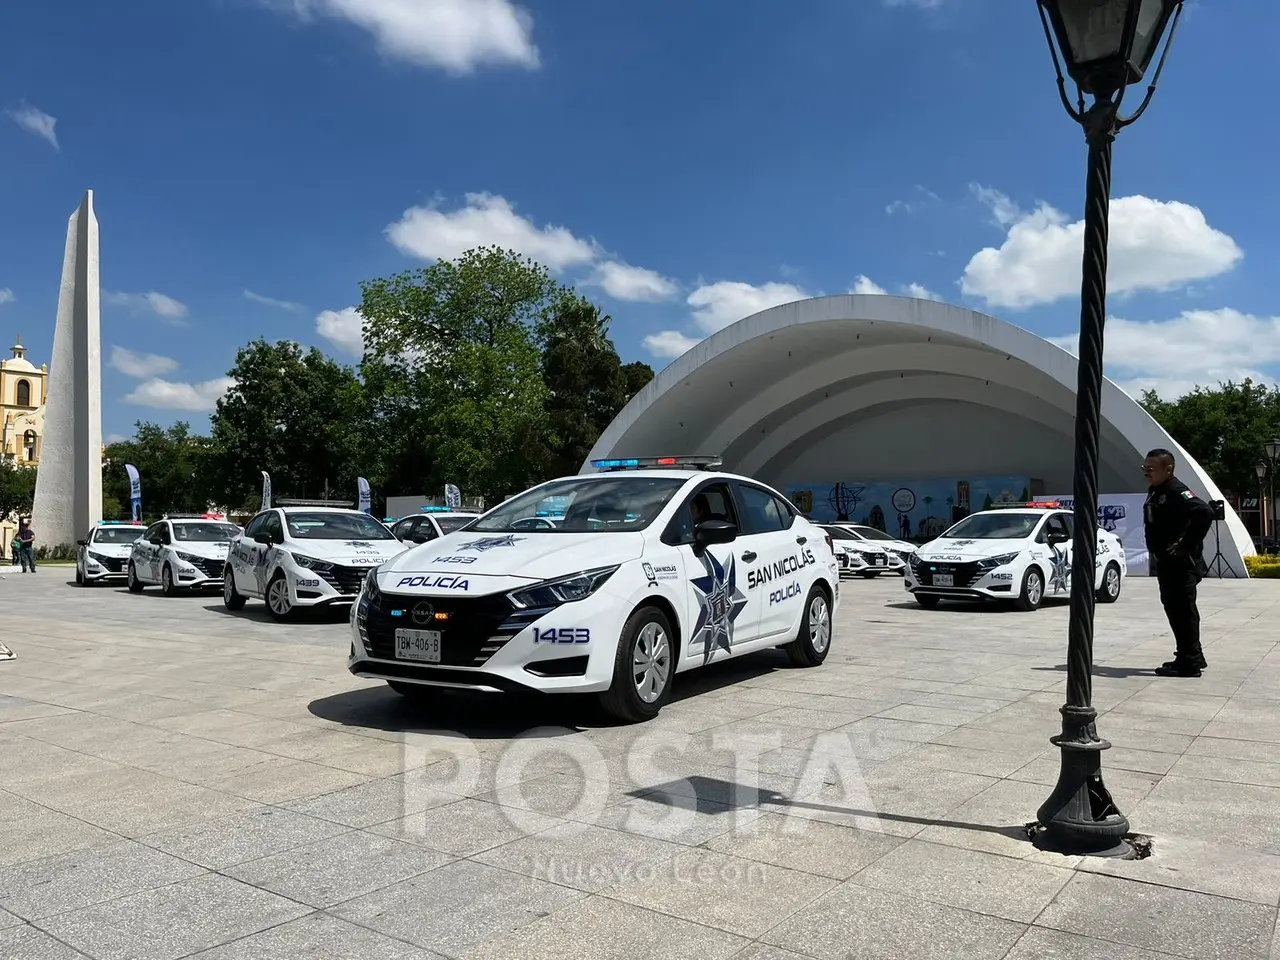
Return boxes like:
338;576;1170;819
586;295;1254;574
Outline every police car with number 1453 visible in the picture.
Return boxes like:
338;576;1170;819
349;457;841;722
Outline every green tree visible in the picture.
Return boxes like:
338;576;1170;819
101;421;214;517
538;295;655;477
0;460;36;522
1140;379;1280;496
208;339;366;509
358;246;566;501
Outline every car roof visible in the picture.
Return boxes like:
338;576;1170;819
276;506;369;515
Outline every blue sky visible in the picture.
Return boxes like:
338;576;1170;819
2;0;1276;441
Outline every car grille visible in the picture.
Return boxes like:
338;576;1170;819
187;556;225;579
358;590;535;667
317;563;368;596
917;560;983;588
91;553;125;573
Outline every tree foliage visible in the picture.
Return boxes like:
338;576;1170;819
102;421;215;517
1140;379;1280;496
0;459;36;522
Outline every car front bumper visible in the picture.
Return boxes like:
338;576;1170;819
347;581;630;695
903;563;1019;600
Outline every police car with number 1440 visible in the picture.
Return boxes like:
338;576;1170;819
349;457;841;722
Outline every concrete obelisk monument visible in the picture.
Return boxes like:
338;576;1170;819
32;190;103;549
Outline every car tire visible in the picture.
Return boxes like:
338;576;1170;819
75;567;84;586
784;584;832;667
127;562;144;593
857;571;878;579
915;594;940;608
1096;562;1122;604
161;564;179;597
266;572;294;621
1014;566;1045;611
599;605;675;724
387;680;431;699
223;569;246;610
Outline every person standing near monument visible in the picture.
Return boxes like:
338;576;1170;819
1142;449;1214;677
17;519;35;572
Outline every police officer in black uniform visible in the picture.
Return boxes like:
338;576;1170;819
1142;448;1215;677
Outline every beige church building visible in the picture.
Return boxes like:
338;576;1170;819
1;337;48;558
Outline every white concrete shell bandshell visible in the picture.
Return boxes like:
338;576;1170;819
584;294;1254;576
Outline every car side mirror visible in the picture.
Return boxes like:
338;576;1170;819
252;532;274;545
694;519;738;552
1048;531;1070;545
148;536;164;545
409;535;427;544
76;539;87;546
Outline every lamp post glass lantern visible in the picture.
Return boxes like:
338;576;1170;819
1030;0;1184;859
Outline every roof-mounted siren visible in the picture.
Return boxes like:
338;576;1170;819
99;519;145;525
590;455;724;472
989;500;1063;510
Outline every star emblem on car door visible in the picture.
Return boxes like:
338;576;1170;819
690;551;748;664
1048;545;1071;593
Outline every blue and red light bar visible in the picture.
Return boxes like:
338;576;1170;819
591;456;723;472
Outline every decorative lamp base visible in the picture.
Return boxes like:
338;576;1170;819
1032;705;1133;858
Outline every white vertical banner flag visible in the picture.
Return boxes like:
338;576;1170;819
357;477;372;514
444;484;461;509
124;463;142;521
261;471;272;509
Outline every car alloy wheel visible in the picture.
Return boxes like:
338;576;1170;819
267;577;292;617
162;566;174;595
807;593;831;654
1106;566;1121;598
633;621;671;704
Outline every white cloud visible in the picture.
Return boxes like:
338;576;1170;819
852;275;943;301
281;0;538;74
104;290;189;323
583;261;678;302
886;184;940;215
6;104;58;149
1048;307;1280;400
104;433;127;445
244;289;303;312
641;330;701;360
969;183;1023;227
642;280;811;361
108;346;179;379
688;281;810;335
960;195;1244;309
387;192;597;270
315;306;365;357
123;377;235;411
0;288;13;305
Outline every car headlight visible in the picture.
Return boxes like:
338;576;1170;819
175;552;204;566
508;565;619;609
977;551;1020;570
291;553;334;572
87;551;109;565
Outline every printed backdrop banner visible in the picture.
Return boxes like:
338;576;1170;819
357;477;372;514
786;475;1033;542
124;464;142;521
1046;493;1149;576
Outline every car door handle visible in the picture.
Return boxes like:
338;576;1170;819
741;551;757;562
796;536;807;544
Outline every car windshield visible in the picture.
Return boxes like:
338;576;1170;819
820;526;861;541
941;513;1041;540
434;515;476;533
285;512;396;540
849;526;897;541
94;526;146;544
469;476;686;533
172;522;240;542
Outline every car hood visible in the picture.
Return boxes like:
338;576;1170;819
88;542;139;557
171;540;235;559
284;538;407;566
918;538;1028;561
840;541;887;555
382;530;646;581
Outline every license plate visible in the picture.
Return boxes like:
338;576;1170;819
395;629;441;662
933;574;954;587
873;555;884;565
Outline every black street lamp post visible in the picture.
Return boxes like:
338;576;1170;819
1256;463;1269;544
1264;439;1280;548
1031;0;1185;858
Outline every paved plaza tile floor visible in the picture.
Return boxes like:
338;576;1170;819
1;565;1279;959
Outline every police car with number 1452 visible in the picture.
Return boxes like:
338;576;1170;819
349;457;841;722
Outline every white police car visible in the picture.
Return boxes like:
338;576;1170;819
820;524;903;578
127;516;242;595
389;509;481;544
224;504;407;619
833;524;917;567
904;502;1126;611
349;456;841;722
76;520;147;585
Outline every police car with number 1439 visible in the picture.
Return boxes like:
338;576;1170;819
349;457;841;722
